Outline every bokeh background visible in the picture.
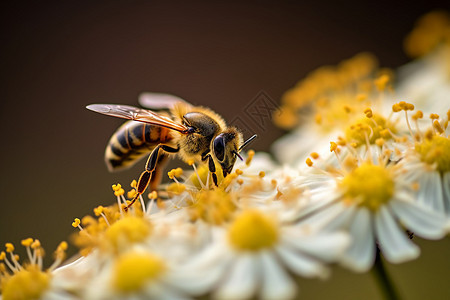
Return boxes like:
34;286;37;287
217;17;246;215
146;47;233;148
1;1;450;299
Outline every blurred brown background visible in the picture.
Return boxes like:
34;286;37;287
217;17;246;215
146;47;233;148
1;1;449;299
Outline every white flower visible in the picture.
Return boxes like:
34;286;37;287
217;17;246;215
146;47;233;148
169;209;349;300
294;153;448;272
83;248;192;300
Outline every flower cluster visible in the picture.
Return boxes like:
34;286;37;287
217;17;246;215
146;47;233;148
2;10;450;300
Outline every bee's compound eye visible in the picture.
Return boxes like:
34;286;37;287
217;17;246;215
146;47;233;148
213;135;225;162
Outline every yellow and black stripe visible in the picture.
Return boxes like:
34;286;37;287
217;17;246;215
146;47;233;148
105;121;173;171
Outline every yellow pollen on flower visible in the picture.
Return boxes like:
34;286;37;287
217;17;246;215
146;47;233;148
273;106;299;130
31;240;41;249
310;152;319;159
5;243;14;253
228;210;279;251
1;265;50;300
127;189;137;199
430;113;440;120
21;238;33;247
0;252;6;260
72;218;81;228
189;189;236;225
345;113;395;147
433;120;444;134
130;180;137;189
340;163;394;211
167;168;183;179
93;206;104;216
246;150;255;166
374;74;390;91
112;252;166;293
187;159;195;166
330;141;338;152
148;191;158;199
404;10;450;57
235;169;243;175
105;216;152;251
364;108;373;118
412;110;424;120
306;158;313;167
415;135;450;174
356;93;368;102
167;182;186;195
259;171;266;178
113;184;125;197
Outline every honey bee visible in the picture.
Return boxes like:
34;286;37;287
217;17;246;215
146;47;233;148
87;93;257;210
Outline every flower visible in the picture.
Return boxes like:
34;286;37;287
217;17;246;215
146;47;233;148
170;208;349;300
271;53;398;165
394;108;450;216
293;139;448;272
0;239;74;300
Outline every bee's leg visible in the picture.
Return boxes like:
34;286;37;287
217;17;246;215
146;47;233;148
125;145;179;211
149;153;169;191
206;154;218;187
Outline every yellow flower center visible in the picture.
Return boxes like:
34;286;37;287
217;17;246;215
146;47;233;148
189;189;236;225
228;210;278;251
415;135;450;174
105;216;151;251
112;252;166;293
345;113;395;147
1;266;50;300
341;163;394;211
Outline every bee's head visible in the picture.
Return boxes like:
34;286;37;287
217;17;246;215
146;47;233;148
212;129;257;178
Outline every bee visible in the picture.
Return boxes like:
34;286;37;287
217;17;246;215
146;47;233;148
87;93;257;210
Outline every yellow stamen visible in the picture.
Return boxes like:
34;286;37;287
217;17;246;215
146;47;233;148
21;238;33;248
309;152;318;159
5;243;14;253
415;135;450;174
72;218;81;228
340;163;394;211
1;265;50;300
112;252;166;293
105;216;152;251
246;150;255;166
228;210;278;251
189;189;236;225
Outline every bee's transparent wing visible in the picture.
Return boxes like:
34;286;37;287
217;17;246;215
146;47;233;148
86;104;189;133
138;92;193;110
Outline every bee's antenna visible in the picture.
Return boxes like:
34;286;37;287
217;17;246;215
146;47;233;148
232;150;243;161
239;134;258;152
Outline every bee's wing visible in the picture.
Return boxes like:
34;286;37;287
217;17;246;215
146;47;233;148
86;104;189;133
138;92;193;110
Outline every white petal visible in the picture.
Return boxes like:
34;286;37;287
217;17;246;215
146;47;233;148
416;171;445;212
443;172;450;217
282;230;350;263
276;245;329;278
341;208;375;272
390;198;446;239
296;199;348;232
213;253;259;300
321;203;357;231
167;252;233;295
375;206;420;264
260;251;297;300
145;281;190;300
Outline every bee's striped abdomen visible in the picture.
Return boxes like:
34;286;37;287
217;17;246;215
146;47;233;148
105;121;173;171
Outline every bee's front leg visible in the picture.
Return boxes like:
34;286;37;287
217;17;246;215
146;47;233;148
205;154;218;187
125;144;179;211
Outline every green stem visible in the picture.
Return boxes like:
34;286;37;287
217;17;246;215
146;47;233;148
371;247;400;300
